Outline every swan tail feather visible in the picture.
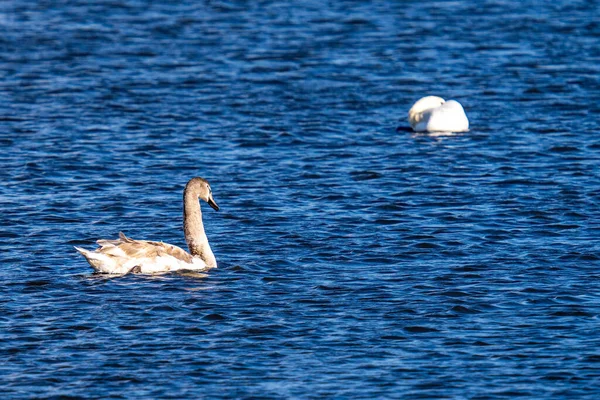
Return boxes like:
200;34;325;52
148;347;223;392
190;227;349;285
74;246;119;274
119;232;135;243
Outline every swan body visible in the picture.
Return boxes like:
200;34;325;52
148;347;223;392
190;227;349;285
408;96;469;133
75;177;219;275
75;232;208;274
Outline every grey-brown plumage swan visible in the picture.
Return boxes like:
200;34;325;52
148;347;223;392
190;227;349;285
75;177;219;274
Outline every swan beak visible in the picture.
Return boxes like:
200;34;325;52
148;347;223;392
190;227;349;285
207;194;219;211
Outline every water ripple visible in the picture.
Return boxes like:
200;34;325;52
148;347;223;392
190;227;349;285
1;0;600;398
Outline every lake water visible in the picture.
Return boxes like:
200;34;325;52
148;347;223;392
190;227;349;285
2;1;600;398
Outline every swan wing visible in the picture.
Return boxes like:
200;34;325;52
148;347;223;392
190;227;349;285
77;232;199;274
424;101;469;132
107;232;195;263
144;241;194;264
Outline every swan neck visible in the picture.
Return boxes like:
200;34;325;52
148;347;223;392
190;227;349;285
183;189;216;268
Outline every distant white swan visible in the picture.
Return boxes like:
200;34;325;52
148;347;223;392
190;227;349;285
408;96;469;133
75;177;219;275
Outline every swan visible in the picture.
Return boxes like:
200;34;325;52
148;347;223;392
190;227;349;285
407;96;469;133
75;177;219;274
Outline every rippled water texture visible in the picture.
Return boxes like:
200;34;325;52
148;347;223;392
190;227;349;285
2;1;600;398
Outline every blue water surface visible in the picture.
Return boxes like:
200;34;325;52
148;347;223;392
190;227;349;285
1;1;600;398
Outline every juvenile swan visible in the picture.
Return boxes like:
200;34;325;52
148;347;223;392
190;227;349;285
75;177;219;274
408;96;469;133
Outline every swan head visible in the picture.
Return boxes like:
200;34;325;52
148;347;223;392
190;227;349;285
407;96;446;127
186;177;219;211
408;96;445;114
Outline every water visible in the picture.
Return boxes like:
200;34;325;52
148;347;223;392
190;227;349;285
1;1;600;398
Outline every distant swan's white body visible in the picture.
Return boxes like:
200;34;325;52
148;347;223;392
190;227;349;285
75;177;220;275
408;96;469;133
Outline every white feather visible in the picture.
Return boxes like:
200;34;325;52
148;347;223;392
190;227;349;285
408;96;469;133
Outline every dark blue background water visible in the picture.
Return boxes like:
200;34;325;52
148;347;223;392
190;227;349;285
2;1;600;398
